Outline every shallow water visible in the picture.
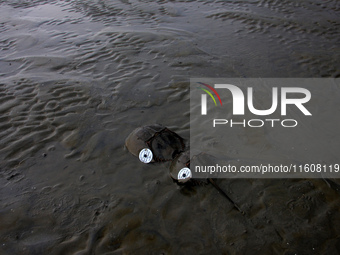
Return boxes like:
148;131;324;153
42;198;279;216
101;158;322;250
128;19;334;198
0;0;339;254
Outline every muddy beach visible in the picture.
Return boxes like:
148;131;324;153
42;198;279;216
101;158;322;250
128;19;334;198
0;0;339;254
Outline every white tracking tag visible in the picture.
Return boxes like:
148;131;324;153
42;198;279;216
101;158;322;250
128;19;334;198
178;167;192;180
139;148;153;163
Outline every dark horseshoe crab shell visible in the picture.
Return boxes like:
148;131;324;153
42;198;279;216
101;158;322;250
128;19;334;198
125;124;186;163
170;151;219;184
170;151;242;212
170;150;191;183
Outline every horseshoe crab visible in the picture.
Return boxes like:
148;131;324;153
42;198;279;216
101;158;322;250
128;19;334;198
125;124;242;213
170;150;192;183
170;151;218;183
170;150;243;212
125;124;186;163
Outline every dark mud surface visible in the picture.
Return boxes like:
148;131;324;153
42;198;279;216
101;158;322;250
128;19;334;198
0;0;339;254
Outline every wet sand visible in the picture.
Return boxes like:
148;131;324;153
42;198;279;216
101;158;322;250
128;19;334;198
0;0;339;254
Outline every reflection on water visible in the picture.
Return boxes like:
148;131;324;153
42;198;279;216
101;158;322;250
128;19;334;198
0;0;339;254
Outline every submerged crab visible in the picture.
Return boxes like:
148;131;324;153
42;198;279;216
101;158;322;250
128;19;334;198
170;151;216;184
126;124;242;212
170;150;192;183
170;151;242;212
125;124;186;163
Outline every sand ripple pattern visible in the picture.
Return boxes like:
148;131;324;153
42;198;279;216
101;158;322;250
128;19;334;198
0;0;339;254
0;78;96;170
1;0;338;80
